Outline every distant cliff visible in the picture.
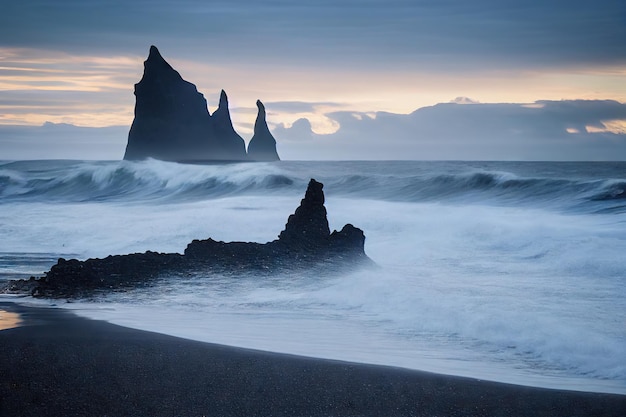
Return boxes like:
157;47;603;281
124;46;279;162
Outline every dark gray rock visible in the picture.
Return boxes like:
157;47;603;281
277;178;330;249
124;46;247;162
211;90;247;160
3;180;370;298
247;100;280;161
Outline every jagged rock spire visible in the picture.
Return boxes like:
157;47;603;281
146;45;171;69
124;45;278;162
124;46;248;162
247;100;280;161
211;89;247;157
278;179;330;249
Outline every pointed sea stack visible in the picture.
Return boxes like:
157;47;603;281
124;46;247;162
247;100;280;161
275;179;365;256
277;179;330;250
211;90;247;159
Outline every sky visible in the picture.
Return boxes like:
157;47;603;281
1;0;625;160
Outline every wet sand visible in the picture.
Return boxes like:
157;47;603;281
0;301;624;417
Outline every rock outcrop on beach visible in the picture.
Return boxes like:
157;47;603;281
247;100;280;161
3;180;369;298
124;46;279;162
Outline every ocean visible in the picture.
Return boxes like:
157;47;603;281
1;159;625;394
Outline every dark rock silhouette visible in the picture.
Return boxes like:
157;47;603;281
247;100;280;161
124;46;279;162
124;46;225;162
211;90;247;158
3;180;369;298
277;178;330;249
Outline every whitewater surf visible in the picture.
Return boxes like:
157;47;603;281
1;159;625;394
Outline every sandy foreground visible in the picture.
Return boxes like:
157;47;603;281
0;301;624;417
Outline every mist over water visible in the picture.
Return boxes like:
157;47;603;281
1;159;625;394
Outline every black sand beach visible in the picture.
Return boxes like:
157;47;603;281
0;302;624;417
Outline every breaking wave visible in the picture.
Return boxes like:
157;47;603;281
2;159;625;393
1;159;625;213
0;160;295;202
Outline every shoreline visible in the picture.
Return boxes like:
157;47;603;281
13;296;626;396
1;301;624;417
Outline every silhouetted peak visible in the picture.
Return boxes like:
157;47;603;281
148;45;160;58
143;45;176;75
304;178;325;205
218;90;228;109
278;179;330;246
248;99;279;161
256;100;266;116
209;88;246;155
146;45;169;65
255;100;268;127
126;46;247;161
126;45;275;162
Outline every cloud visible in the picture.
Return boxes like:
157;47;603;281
450;97;480;105
0;123;127;160
1;1;624;72
274;100;626;160
276;118;315;141
0;47;140;126
264;101;345;114
3;100;626;161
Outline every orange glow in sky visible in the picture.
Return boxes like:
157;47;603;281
1;47;625;133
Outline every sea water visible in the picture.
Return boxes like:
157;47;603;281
1;159;625;394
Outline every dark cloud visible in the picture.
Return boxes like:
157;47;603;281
274;100;626;160
2;2;623;161
1;1;624;71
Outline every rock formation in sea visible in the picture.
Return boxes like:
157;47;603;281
247;100;280;161
3;180;369;298
124;46;221;161
211;90;247;159
124;46;279;162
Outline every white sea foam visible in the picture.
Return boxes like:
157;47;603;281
2;160;625;394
